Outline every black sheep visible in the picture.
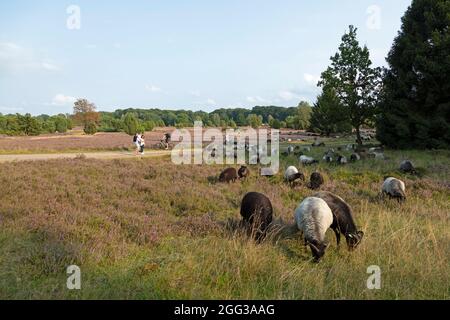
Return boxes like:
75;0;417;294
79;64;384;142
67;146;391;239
238;166;250;179
313;191;364;250
308;172;324;190
400;160;416;174
219;168;238;183
240;192;273;241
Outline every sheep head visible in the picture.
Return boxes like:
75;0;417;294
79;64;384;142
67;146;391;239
346;231;364;250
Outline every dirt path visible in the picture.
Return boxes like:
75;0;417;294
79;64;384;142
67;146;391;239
0;150;173;163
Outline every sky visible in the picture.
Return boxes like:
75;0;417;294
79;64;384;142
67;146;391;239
0;0;412;115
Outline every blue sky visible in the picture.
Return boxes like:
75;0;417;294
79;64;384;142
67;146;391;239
0;0;411;115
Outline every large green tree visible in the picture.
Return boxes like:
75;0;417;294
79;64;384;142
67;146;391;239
377;0;450;149
309;86;352;136
320;25;382;145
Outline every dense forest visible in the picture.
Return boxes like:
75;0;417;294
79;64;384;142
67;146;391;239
0;103;313;136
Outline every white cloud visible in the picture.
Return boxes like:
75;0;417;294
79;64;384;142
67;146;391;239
304;73;320;86
51;94;76;106
0;42;60;72
145;84;162;93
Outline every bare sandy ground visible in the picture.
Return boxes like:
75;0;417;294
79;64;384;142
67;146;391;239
0;150;173;163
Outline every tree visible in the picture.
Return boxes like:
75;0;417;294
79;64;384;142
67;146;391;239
211;113;221;127
84;121;97;135
17;113;41;136
296;101;313;130
377;0;450;149
73;99;100;135
247;114;263;129
320;25;382;145
267;115;275;126
123;113;140;135
270;118;282;129
309;86;352;136
54;116;68;133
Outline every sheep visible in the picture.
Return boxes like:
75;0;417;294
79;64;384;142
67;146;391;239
382;177;406;201
294;197;333;262
336;155;348;165
312;139;325;147
238;166;249;179
302;146;311;152
350;153;361;162
313;191;364;250
240;192;273;241
299;155;318;166
369;147;384;153
284;166;305;186
400;160;416;174
308;172;324;190
287;145;294;154
219;168;238;183
323;155;333;163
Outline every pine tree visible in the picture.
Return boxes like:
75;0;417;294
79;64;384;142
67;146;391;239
377;0;450;149
309;87;352;136
320;25;382;145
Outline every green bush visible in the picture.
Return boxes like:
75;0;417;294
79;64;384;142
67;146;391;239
84;122;97;135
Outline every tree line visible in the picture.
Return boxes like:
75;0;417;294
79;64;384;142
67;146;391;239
0;113;73;136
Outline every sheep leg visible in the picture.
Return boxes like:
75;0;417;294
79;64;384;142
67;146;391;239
333;229;341;247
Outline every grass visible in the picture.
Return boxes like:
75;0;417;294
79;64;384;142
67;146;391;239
0;140;448;299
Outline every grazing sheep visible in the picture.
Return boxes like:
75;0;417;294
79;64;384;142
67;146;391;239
240;192;273;241
372;152;385;160
284;166;305;186
313;191;364;250
302;146;311;152
238;166;249;179
382;177;406;201
300;155;318;166
336;155;348;165
294;197;333;261
369;147;384;153
350;153;361;162
400;160;416;174
312;139;325;147
323;155;333;163
287;146;294;154
308;172;324;190
219;168;238;183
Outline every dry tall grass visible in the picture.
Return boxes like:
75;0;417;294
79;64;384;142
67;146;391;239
0;146;448;299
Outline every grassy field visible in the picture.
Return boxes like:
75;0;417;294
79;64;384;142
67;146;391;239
0;140;449;299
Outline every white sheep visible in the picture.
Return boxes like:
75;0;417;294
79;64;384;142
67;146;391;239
295;197;333;261
299;155;318;166
284;166;305;185
382;177;406;201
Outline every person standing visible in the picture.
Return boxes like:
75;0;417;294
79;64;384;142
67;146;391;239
134;133;142;155
139;134;145;155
